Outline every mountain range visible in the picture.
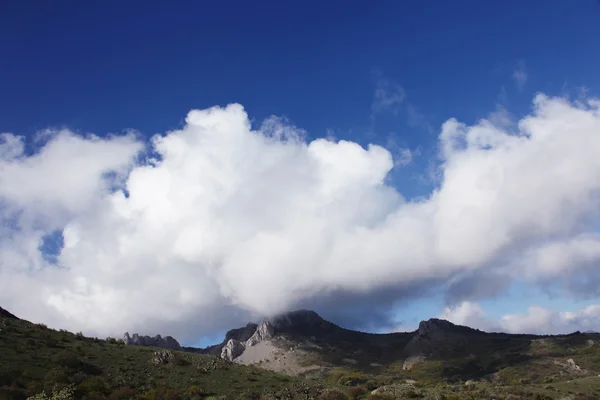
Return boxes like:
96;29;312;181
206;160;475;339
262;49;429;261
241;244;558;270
2;306;600;400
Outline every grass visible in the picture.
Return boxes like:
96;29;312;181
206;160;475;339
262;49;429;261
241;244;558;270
0;318;325;400
4;314;600;400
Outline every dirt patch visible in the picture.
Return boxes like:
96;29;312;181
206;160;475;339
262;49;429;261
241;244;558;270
233;340;321;376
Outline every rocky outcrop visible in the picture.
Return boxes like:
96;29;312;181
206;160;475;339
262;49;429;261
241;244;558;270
554;358;584;374
152;350;175;365
203;322;258;356
221;339;246;361
123;332;181;349
405;318;484;358
402;356;425;370
0;306;18;319
246;319;274;346
219;319;275;361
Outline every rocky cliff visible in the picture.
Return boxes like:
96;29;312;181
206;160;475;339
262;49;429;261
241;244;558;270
220;319;275;361
123;332;181;349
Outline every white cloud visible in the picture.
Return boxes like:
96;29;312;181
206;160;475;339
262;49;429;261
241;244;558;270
441;301;600;334
512;60;527;91
3;94;600;341
440;301;491;330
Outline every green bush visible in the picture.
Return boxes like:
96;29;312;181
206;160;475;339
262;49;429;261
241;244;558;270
27;384;75;400
77;376;109;395
348;386;367;400
0;386;29;400
107;387;135;400
318;389;349;400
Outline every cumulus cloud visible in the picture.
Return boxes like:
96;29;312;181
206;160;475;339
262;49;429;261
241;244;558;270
3;94;600;342
441;301;600;334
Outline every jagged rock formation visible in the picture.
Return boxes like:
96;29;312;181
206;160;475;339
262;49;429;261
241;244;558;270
123;332;181;349
219;319;275;361
0;306;18;319
221;339;246;361
246;319;275;346
202;322;259;356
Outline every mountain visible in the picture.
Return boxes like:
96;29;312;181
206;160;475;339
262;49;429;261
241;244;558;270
0;306;18;319
0;307;326;400
205;310;493;365
3;306;600;399
193;309;600;394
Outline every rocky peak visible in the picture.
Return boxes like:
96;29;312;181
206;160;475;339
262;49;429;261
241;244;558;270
225;322;259;343
220;338;246;361
123;332;181;349
417;318;483;338
245;319;274;347
417;318;458;336
0;306;18;319
269;309;333;336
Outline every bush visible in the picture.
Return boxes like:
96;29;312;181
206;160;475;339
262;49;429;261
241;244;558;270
184;386;203;398
108;387;135;400
0;386;29;400
43;369;70;394
318;389;349;400
367;394;395;400
404;390;420;399
348;387;366;400
77;377;109;395
52;352;81;369
27;384;75;400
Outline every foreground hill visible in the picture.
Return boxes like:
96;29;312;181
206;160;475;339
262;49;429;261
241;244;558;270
0;310;326;400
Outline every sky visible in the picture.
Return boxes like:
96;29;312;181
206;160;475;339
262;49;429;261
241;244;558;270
2;0;600;346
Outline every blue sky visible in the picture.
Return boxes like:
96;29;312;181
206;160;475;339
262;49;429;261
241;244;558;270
2;1;600;345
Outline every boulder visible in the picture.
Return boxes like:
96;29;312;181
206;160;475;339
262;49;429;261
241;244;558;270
152;350;175;365
221;339;245;361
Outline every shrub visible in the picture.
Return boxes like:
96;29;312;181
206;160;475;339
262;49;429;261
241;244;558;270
318;389;349;400
27;384;75;400
184;386;203;398
77;377;109;395
108;387;135;400
348;386;366;400
43;368;70;394
0;386;29;400
367;394;395;400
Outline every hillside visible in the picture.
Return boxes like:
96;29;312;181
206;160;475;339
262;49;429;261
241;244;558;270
189;310;600;399
0;311;326;400
3;308;600;400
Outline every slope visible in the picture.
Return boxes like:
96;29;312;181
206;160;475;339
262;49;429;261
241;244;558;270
0;309;327;400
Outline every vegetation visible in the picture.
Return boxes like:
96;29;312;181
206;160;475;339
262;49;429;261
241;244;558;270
3;313;600;400
0;317;323;400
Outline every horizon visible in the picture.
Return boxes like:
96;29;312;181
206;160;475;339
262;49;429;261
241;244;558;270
2;1;600;347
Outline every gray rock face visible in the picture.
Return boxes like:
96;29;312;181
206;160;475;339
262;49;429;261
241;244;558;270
123;332;181;349
245;319;274;347
152;350;175;365
221;339;245;361
219;319;275;361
